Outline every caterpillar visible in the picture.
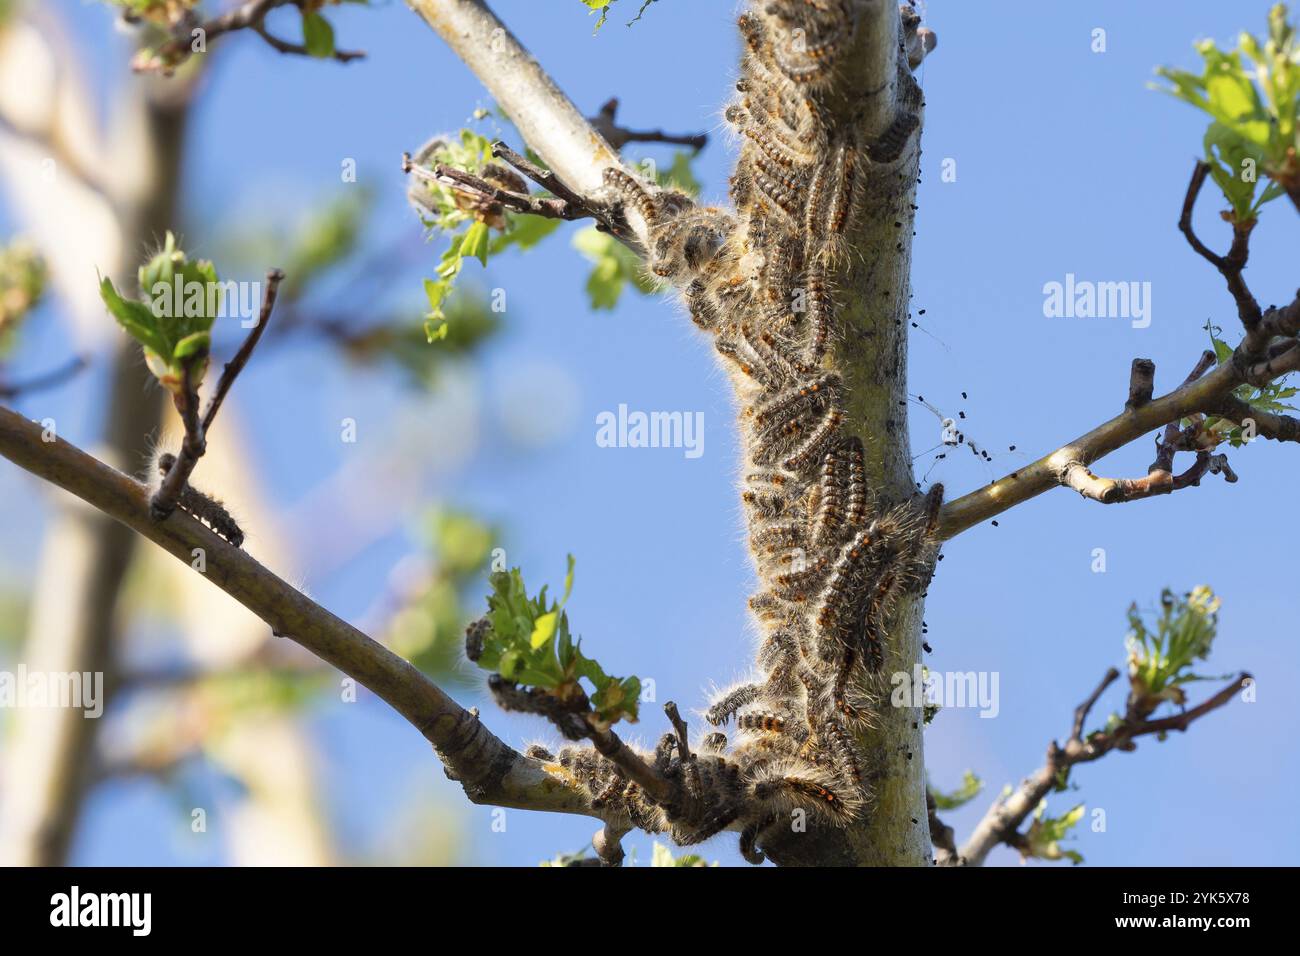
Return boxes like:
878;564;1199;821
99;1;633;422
520;0;936;864
155;453;245;547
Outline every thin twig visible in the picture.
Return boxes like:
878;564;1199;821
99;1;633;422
1061;350;1225;504
150;268;283;520
664;701;692;761
957;670;1250;866
1178;160;1263;334
416;161;575;220
251;24;366;63
150;356;206;520
1071;668;1119;742
589;98;707;152
201;268;284;433
585;721;679;806
490;141;591;208
140;0;364;73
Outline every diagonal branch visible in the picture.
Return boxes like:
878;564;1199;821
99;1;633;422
201;268;284;433
937;292;1300;539
0;404;603;823
406;0;652;248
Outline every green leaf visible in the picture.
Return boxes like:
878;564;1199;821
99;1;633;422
490;215;561;254
473;558;640;725
99;275;169;359
461;220;491;266
583;0;613;32
573;227;656;310
1125;587;1225;717
173;331;211;363
560;553;576;606
1156;5;1300;214
302;11;336;58
0;239;46;346
650;842;713;866
530;611;559;650
1022;801;1086;865
408;128;568;331
931;771;984;811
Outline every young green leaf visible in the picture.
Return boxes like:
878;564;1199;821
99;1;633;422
1021;801;1086;865
930;771;984;811
1155;4;1300;218
573;227;657;310
1125;586;1224;718
474;557;640;725
302;11;336;58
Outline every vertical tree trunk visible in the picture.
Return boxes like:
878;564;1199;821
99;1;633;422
751;1;929;867
0;79;189;866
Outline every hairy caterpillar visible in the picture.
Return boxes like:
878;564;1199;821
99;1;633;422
536;0;937;863
155;453;245;547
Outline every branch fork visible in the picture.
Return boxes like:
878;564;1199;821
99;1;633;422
149;268;284;521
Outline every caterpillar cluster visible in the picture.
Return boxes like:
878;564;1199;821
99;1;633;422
155;453;245;547
540;1;936;862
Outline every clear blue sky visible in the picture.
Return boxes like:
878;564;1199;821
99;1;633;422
2;0;1297;866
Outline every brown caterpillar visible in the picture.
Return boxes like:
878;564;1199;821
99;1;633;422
865;109;921;164
156;453;245;547
516;0;938;865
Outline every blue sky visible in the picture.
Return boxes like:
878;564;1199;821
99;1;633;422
2;0;1297;866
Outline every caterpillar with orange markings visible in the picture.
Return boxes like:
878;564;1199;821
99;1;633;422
510;1;937;863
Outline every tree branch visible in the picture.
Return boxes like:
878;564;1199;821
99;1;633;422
1178;160;1262;334
0;404;602;822
936;291;1300;540
957;668;1250;866
405;0;651;248
926;790;958;865
150;268;284;520
412;0;940;866
137;0;365;73
249;23;366;64
200;268;284;434
588;98;707;152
